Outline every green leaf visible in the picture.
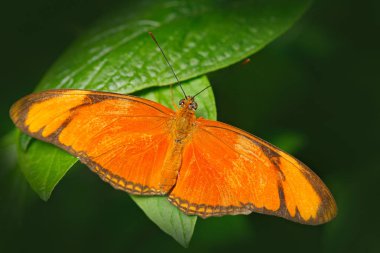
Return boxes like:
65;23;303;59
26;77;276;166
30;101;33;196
20;132;33;151
131;195;196;248
36;0;311;93
18;140;78;201
15;0;310;247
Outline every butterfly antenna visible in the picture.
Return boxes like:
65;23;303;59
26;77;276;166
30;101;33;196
193;85;211;98
148;32;187;99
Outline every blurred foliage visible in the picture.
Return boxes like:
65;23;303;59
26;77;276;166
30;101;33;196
1;0;380;252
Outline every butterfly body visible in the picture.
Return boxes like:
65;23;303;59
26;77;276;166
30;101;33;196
10;89;337;224
159;96;198;191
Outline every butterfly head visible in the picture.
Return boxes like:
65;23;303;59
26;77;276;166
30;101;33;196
179;96;198;111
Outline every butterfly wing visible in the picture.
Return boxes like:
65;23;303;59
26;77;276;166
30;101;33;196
169;118;337;224
10;89;176;195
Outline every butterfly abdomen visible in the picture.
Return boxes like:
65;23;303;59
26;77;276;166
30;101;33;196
173;105;197;140
159;143;184;192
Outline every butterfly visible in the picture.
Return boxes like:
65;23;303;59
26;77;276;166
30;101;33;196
9;33;337;225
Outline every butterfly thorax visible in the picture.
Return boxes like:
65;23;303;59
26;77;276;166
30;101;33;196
159;98;197;192
170;96;197;143
173;106;196;143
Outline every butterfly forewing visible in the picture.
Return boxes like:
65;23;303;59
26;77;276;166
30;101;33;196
169;118;337;225
10;89;176;195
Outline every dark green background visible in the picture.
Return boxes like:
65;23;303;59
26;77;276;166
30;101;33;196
1;0;379;252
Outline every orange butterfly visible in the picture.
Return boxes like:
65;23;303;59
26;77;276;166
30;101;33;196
10;33;337;225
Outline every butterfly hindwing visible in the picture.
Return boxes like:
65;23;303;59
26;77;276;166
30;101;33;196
169;118;337;224
10;89;176;195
